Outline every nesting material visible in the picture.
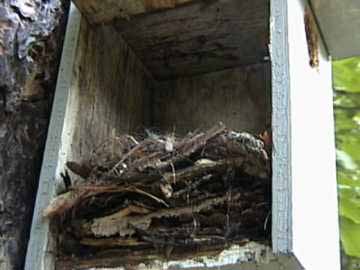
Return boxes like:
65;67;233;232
45;123;271;264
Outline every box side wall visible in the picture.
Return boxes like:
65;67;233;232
153;64;271;135
66;19;153;162
24;4;82;270
288;0;340;269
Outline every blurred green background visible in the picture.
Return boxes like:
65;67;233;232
333;57;360;270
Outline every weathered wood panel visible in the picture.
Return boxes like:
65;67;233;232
270;0;292;255
68;22;153;162
153;63;271;134
72;0;194;24
114;0;269;79
24;5;81;270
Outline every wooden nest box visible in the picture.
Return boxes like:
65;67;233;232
25;0;341;269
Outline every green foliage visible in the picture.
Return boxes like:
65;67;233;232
339;188;360;224
341;218;360;258
334;58;360;93
333;57;360;264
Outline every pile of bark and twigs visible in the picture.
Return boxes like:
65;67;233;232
45;123;272;264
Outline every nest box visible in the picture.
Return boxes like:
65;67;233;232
25;0;344;269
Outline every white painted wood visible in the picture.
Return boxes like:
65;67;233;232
270;0;293;254
287;0;341;269
24;4;82;270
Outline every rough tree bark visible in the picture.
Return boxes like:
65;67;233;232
0;1;69;269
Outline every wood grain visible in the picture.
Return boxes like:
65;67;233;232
72;0;194;24
68;21;153;162
114;0;269;79
153;63;271;134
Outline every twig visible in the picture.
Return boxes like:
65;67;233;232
130;187;169;208
162;157;244;183
108;139;153;176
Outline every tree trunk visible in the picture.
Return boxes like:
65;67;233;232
0;1;69;269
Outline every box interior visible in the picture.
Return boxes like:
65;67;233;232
57;0;271;268
67;0;271;162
